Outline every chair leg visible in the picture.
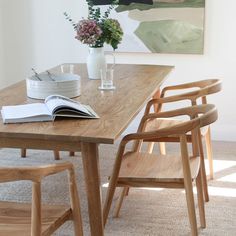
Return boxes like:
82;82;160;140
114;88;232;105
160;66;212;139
205;128;214;180
103;145;126;226
31;182;42;236
113;187;128;218
198;132;209;202
147;142;154;153
184;180;198;236
125;187;129;196
196;171;206;228
21;148;26;158
53;150;60;160
159;142;166;155
69;168;83;236
69;151;75;156
147;142;166;155
180;136;198;236
21;149;61;160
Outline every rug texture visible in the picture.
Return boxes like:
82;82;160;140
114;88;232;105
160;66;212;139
0;141;235;236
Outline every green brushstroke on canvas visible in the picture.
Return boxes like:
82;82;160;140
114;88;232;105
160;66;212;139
116;0;205;12
135;20;203;54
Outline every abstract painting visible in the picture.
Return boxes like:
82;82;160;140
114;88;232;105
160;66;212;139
94;0;205;54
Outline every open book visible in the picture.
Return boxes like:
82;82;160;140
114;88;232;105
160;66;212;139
1;94;99;124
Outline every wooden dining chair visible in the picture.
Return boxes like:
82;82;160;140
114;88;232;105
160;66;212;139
103;104;218;236
145;79;222;180
0;161;83;236
108;79;221;212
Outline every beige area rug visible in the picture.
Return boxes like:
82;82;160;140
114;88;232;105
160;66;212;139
0;141;235;236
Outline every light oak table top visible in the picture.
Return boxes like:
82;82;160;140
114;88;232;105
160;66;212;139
0;63;174;236
0;64;173;144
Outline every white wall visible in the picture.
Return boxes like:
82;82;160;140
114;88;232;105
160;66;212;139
0;0;5;85
0;0;235;141
0;0;87;87
0;0;35;87
30;0;87;72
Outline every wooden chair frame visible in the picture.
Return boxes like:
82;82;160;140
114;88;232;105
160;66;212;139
103;104;218;236
146;79;222;179
141;79;221;203
0;162;83;236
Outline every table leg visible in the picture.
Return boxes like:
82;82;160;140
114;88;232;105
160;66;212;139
81;142;104;236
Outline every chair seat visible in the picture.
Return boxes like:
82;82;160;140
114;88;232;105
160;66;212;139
145;118;208;136
118;152;200;188
0;201;71;236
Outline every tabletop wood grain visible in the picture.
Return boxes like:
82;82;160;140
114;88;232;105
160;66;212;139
0;64;174;144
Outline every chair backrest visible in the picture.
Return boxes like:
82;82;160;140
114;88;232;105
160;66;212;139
147;79;222;113
161;79;222;99
0;162;73;183
160;104;216;134
131;104;218;143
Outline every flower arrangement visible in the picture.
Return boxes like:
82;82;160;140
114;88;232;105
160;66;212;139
64;0;123;50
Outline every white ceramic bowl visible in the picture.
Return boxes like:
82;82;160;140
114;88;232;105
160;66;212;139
26;73;81;99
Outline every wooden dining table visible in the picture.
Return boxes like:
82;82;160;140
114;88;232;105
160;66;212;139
0;63;173;235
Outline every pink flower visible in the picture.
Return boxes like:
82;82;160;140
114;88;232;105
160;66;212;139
75;19;102;45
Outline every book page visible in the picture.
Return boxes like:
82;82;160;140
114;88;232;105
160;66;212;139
45;95;91;115
1;103;51;119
